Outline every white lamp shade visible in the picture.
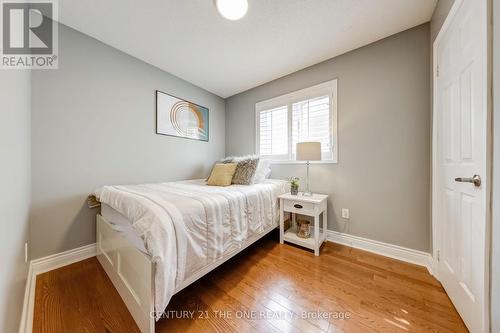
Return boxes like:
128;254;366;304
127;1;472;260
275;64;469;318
296;142;321;161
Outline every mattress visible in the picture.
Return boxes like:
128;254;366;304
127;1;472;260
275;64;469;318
101;203;148;253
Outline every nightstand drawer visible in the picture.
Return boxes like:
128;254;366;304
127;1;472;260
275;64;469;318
284;199;315;215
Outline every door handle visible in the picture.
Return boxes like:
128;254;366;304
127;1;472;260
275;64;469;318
455;175;481;187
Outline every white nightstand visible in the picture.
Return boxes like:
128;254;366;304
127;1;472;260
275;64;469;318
278;192;328;256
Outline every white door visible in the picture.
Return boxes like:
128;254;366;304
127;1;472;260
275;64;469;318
434;0;489;332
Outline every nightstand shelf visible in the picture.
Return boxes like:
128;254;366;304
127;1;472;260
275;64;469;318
284;226;317;250
279;192;328;256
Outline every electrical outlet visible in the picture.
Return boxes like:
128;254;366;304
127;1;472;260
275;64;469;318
24;242;28;263
341;208;350;219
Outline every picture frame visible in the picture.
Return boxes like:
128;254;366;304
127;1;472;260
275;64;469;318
156;90;209;142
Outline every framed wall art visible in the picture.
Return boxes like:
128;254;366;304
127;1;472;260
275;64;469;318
156;90;209;141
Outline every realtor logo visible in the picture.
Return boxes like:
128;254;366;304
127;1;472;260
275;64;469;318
1;0;58;69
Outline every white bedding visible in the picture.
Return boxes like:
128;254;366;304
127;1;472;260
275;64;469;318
94;179;287;318
101;203;148;253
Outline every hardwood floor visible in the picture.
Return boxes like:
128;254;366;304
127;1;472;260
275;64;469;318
33;233;468;332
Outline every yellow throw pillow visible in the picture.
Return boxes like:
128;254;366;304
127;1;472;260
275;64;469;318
207;163;238;186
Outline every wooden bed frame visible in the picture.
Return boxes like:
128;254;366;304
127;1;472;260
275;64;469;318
96;214;279;333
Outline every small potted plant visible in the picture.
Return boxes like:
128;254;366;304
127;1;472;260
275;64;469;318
289;177;299;195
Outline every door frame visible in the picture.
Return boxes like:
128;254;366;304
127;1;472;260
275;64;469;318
431;0;492;330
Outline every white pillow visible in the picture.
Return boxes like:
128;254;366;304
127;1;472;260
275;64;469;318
264;167;271;179
253;159;271;183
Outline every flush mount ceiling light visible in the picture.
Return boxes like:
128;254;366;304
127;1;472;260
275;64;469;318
214;0;248;20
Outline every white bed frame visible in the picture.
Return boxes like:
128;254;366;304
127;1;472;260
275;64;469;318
96;214;278;333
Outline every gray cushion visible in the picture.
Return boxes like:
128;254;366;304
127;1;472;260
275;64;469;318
232;157;259;185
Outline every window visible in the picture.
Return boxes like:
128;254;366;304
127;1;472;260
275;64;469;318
256;80;337;162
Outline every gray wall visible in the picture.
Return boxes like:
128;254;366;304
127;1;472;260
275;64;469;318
0;71;31;332
492;0;499;331
30;23;226;259
225;24;431;252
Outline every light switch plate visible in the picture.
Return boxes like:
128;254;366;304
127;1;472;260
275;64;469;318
341;208;350;219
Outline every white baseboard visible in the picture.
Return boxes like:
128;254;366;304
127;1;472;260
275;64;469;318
18;263;34;333
30;243;96;275
327;230;432;268
19;243;97;333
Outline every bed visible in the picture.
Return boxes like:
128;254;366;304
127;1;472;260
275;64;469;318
94;178;287;333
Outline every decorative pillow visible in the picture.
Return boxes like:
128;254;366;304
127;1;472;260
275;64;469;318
206;156;237;180
253;159;271;183
232;157;259;185
220;155;258;163
207;163;238;186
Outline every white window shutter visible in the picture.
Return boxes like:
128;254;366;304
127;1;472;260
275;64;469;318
259;105;288;157
291;95;332;160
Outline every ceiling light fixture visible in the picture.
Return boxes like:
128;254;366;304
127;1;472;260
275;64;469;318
215;0;248;21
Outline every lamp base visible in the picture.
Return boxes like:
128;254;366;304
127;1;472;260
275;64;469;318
302;191;313;197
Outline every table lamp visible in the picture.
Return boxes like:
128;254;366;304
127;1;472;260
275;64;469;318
296;142;321;196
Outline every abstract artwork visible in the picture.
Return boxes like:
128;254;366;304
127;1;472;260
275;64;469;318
156;90;209;141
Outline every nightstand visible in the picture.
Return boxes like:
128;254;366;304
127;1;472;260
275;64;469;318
278;192;328;256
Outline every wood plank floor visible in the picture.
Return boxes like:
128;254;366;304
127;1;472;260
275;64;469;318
33;233;468;333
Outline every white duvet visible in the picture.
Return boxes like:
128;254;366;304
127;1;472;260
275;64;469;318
94;179;286;318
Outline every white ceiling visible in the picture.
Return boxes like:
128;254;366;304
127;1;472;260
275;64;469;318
59;0;437;98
